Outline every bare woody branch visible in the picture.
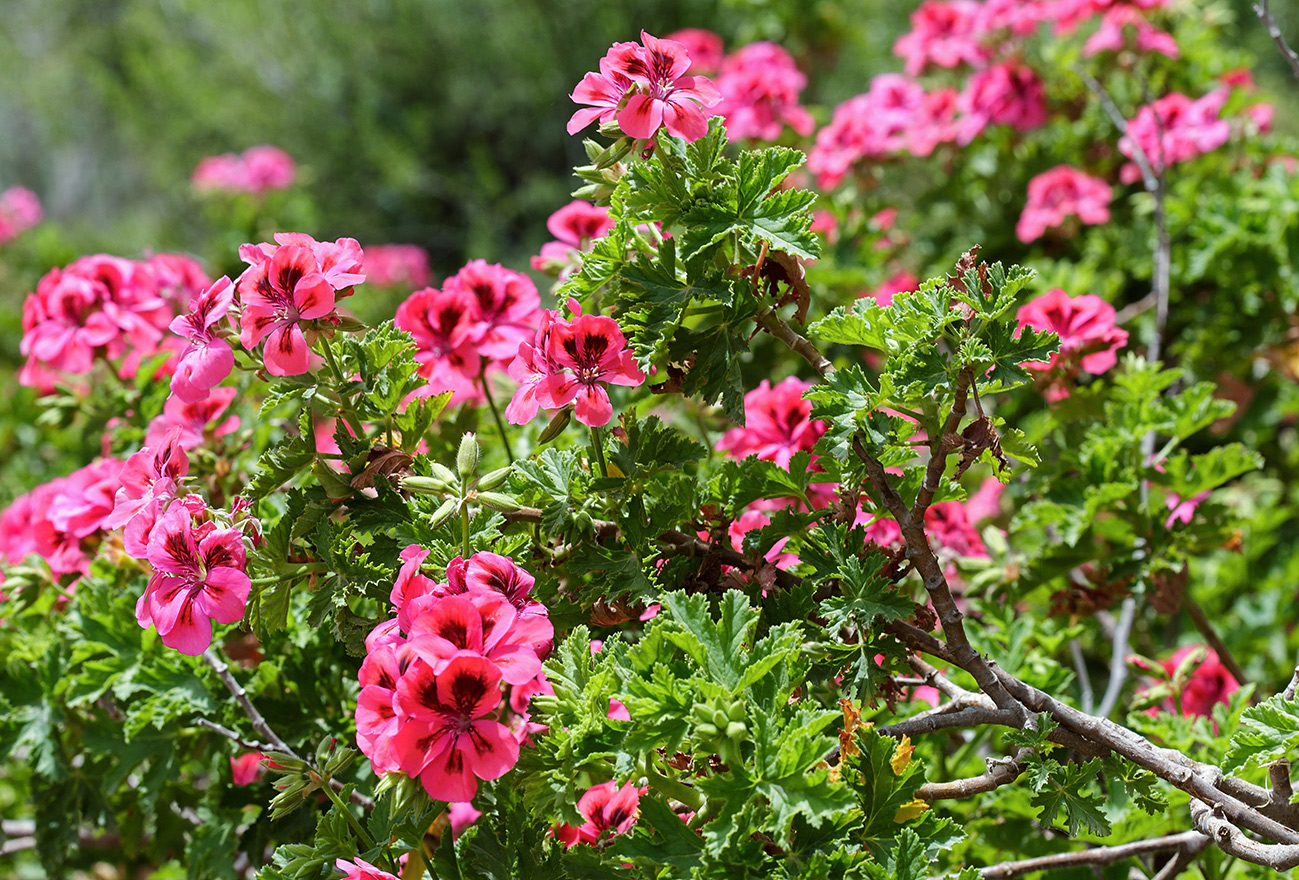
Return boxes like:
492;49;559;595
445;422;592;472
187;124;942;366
1190;799;1299;870
980;830;1209;879
917;747;1033;801
1257;0;1299;81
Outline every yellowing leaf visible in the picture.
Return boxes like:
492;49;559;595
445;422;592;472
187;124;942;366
891;735;914;775
893;798;928;823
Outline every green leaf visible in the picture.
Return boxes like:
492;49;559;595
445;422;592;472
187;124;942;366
1225;694;1299;773
1028;759;1112;837
660;591;755;692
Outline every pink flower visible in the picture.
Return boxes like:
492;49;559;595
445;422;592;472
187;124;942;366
1083;8;1179;58
230;751;266;785
145;387;240;451
717;376;826;469
444;260;541;362
0;459;123;581
106;425;189;558
979;0;1051;35
860;271;918;308
237;234;364;376
570;32;721;142
1159;646;1239;718
357;643;409;775
539;312;647;427
893;1;989;75
1016;288;1128;377
807;75;929;188
1118;91;1231;184
335;858;400;880
192;146;295;195
363;244;432;289
137;503;250;655
407;593;545;686
0;186;42;244
906;87;963;156
714;42;814;142
1016;165;1113;243
554;780;643;848
392;654;520;802
728;509;798;570
446;802;482;839
532;201;615;277
504;311;561;424
957;62;1048;140
665;28;724;74
394;285;485;405
169;276;236;402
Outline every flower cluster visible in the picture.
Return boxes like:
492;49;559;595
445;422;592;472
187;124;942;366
1016;165;1113;243
19;252;209;391
0;185;42;245
1118;91;1231;184
192;145;296;195
505;299;645;428
395;260;542;405
1158;646;1239;718
0;458;122;584
236;233;366;376
1016;288;1128;399
713;41;814;142
355;549;552;802
531;201;615;279
717;376;826;470
568;31;721;143
362;244;433;289
554;780;644;848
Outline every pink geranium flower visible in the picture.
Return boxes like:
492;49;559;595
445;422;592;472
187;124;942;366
230;751;266;786
539;311;647;427
407;592;545;686
665;28;724;74
392;654;520;802
957;62;1048;140
554;780;643;848
1118;91;1231;184
0;186;42;244
807;75;930;188
236;233;365;376
504;311;562;424
717;376;826;469
714;42;814;142
137;503;251;655
569;32;721;142
1083;8;1179;58
335;858;400;880
1016;165;1113;243
444;260;541;362
363;244;433;289
169;276;236;402
1016;288;1128;379
106;425;189;558
357;643;410;775
145;387;240;451
893;1;989;75
0;459;123;581
394;285;486;405
193;146;295;195
532;201;615;277
1152;646;1239;718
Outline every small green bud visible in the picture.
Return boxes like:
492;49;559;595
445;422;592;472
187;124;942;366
477;492;521;512
477;466;512;491
725;721;747;740
401;476;449;496
695;722;718;739
430;463;458;485
712;709;730;728
456;432;479;481
431;497;459;527
538;407;572;444
728;702;746;723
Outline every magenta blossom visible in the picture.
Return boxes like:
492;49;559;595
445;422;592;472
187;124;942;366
145;387;240;451
1016;289;1128;399
106;425;189;558
363;244;433;289
532;201;615;277
137;503;250;655
335;858;400;880
169;276;236;402
394;285;486;406
1016;166;1113;243
714;42;814;142
192;145;296;195
1118;91;1230;184
893;1;990;76
0;186;42;244
537;310;646;427
569;32;721;142
392;655;520;802
664;28;724;74
445;260;541;362
718;376;826;469
957;62;1048;140
554;780;644;848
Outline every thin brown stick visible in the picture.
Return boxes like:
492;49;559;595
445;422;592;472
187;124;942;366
917;747;1033;801
1257;0;1299;80
1184;596;1250;689
980;831;1209;879
879;705;1019;739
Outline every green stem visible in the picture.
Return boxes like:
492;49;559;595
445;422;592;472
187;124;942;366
461;503;472;557
320;778;375;850
589;425;609;478
644;757;703;811
480;370;514;464
318;333;367;441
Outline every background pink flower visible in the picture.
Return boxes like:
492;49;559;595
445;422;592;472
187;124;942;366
1016;165;1113;243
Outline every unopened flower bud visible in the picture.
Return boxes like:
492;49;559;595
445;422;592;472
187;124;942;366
431;497;459;527
430;463;458;485
477;466;512;491
538;408;572;444
457;432;479;481
477;492;521;512
401;475;450;496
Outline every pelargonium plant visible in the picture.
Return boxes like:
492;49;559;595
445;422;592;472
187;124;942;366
5;6;1299;880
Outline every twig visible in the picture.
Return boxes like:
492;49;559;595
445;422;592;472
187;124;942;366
980;830;1209;879
917;747;1033;801
1256;0;1299;80
1190;799;1299;870
1184;596;1250;689
1097;596;1136;717
879;705;1019;739
1070;639;1094;714
195;718;276;754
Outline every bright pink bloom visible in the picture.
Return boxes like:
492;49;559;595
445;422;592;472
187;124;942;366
1083;8;1179;58
407;593;545;686
335;858;400;880
893;1;989;75
957;62;1048;140
717;376;826;469
193;146;295;195
1159;646;1239;718
444;260;541;362
906;87;963;156
231;752;266;785
665;28;724;74
714;42;814;142
1016;166;1113;243
570;33;721;142
106;425;189;558
554;780;643;848
807;75;928;188
169;276;236;402
979;0;1050;35
394;285;485;405
924;502;987;558
191;154;248;193
860;271;918;308
539;312;646;427
356;643;410;774
363;244;432;289
0;186;42;244
532;201;616;276
145;387;240;451
504;311;561;424
392;654;520;802
1016;288;1128;376
1118;91;1231;184
0;459;123;580
447;802;482;839
137;503;250;655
